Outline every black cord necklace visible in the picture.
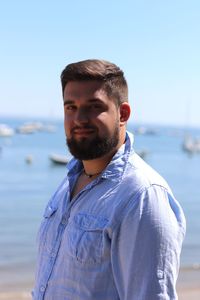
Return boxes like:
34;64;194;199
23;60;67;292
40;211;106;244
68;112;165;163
83;170;102;178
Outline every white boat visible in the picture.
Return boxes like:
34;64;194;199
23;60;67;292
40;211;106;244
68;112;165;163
182;136;200;154
16;122;43;134
135;126;157;135
17;122;56;134
0;124;14;137
49;154;68;165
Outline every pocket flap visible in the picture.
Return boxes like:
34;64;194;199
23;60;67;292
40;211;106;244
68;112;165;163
73;213;108;230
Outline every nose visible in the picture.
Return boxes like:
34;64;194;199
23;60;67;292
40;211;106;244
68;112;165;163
74;107;89;125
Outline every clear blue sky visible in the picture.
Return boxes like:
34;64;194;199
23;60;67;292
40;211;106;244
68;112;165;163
0;0;199;127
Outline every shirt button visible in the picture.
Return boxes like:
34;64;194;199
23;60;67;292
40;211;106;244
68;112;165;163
61;218;67;225
40;285;46;292
51;251;56;258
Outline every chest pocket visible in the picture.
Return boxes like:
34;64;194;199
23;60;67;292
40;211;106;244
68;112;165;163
66;213;108;265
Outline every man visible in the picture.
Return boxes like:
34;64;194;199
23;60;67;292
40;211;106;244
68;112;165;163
33;59;186;299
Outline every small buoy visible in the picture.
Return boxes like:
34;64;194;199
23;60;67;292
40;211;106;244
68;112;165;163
25;155;33;164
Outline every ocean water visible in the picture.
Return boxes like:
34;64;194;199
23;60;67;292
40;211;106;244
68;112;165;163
0;117;200;290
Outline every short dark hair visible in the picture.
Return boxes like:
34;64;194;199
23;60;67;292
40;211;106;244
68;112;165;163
61;59;128;106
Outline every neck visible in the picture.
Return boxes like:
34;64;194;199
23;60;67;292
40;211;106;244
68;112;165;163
82;151;114;176
83;170;102;178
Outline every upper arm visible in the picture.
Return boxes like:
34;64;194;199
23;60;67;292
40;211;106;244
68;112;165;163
111;185;185;300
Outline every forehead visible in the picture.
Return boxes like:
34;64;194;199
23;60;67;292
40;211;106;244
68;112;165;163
63;80;107;100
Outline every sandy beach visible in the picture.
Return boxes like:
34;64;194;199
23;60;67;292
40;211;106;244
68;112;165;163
177;267;200;300
0;267;199;300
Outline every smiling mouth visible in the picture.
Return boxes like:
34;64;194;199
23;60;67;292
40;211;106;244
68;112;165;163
72;128;96;137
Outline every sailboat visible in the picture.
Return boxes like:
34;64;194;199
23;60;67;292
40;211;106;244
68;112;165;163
182;135;200;154
182;102;200;154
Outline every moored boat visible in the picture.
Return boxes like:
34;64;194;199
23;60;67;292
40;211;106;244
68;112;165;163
49;153;68;165
0;124;14;137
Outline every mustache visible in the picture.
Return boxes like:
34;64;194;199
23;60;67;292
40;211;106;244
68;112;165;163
71;125;97;133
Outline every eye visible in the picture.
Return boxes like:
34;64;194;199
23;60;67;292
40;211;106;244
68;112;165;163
89;103;104;111
65;105;76;111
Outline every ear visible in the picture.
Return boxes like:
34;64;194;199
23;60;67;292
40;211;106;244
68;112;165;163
119;102;131;125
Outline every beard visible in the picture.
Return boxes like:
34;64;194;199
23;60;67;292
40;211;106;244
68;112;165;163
66;124;120;160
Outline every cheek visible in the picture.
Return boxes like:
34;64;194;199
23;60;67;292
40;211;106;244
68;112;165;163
63;117;72;136
96;112;119;133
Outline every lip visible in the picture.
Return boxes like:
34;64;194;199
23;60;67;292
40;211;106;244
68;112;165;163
73;129;95;136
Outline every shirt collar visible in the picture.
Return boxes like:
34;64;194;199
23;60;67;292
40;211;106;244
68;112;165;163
67;131;134;182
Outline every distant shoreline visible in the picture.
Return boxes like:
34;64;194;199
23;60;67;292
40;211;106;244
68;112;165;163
1;115;200;130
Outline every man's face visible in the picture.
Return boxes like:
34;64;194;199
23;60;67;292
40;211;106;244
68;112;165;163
63;80;121;160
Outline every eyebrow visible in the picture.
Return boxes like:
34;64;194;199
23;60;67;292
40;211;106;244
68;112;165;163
64;100;74;106
64;98;103;106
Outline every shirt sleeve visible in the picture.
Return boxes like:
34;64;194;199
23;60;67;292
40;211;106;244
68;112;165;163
110;185;186;300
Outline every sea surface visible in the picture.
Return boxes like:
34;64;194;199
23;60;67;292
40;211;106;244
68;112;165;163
0;117;200;291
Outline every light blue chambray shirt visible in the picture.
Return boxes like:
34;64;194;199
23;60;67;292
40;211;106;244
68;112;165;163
33;131;186;300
